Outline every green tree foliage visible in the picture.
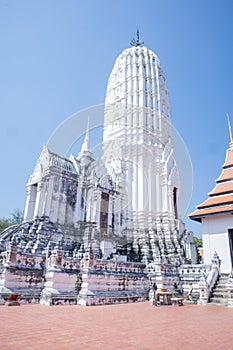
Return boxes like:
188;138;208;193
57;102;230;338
0;218;13;233
11;209;23;224
193;236;203;248
0;209;23;234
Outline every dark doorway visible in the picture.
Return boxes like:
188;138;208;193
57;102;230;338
173;187;178;219
228;229;233;268
100;192;109;230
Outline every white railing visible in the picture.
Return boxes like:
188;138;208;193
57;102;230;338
198;252;221;305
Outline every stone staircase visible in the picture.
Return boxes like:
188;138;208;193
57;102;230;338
209;274;228;306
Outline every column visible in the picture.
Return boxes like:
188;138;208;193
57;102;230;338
24;184;37;221
33;182;44;218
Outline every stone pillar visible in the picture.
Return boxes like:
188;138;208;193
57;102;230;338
107;195;112;232
40;243;75;306
77;246;95;306
75;185;82;222
227;274;233;308
24;184;37;221
94;190;102;231
48;242;63;270
198;276;208;305
33;182;44;218
0;240;18;304
0;267;13;305
211;251;221;269
5;239;18;265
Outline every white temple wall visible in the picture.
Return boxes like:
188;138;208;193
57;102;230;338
44;175;75;227
75;186;83;222
87;189;94;223
50;195;60;224
94;190;102;230
202;215;233;273
137;155;145;212
65;202;74;226
155;167;161;215
57;193;66;225
46;176;59;222
85;189;91;222
147;158;155;225
43;177;54;217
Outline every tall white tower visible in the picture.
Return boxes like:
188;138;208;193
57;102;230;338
102;32;184;263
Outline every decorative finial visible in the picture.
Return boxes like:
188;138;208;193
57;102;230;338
227;114;233;149
80;117;90;153
130;29;144;47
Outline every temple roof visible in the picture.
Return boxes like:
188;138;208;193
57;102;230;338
216;168;233;182
189;205;233;220
209;181;233;196
77;118;94;160
190;136;233;222
28;146;77;185
222;148;233;168
197;194;233;209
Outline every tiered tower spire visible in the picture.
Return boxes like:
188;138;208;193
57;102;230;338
80;117;90;154
227;114;233;149
190;117;233;221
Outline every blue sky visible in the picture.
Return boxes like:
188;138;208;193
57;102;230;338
1;0;233;237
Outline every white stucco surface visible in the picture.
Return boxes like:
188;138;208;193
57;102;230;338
202;215;233;273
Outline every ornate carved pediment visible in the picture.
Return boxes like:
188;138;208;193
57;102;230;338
49;153;76;174
28;146;78;185
28;146;50;184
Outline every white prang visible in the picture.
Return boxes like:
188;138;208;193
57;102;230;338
102;45;183;263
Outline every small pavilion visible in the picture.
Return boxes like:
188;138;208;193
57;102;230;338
190;119;233;273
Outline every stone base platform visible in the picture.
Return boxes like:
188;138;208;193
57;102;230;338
77;290;148;306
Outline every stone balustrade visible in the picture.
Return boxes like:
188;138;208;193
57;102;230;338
148;262;178;275
197;267;219;305
179;264;212;278
61;258;80;271
197;252;221;305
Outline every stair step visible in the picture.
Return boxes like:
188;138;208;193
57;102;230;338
208;274;230;306
211;292;228;299
213;286;227;290
217;281;228;285
209;298;228;305
211;296;228;300
208;302;228;306
217;278;228;282
212;288;228;292
217;280;228;284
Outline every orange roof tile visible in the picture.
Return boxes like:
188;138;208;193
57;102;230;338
223;149;233;168
190;146;233;222
209;181;233;196
217;168;233;182
189;205;233;222
198;194;233;209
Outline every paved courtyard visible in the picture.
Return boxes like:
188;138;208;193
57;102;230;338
0;302;232;350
